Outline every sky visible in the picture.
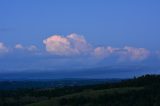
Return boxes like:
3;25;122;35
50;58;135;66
0;0;160;77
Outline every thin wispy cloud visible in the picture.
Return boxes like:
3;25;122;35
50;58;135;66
27;45;38;52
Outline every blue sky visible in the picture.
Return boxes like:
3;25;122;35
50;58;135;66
0;0;160;49
0;0;160;77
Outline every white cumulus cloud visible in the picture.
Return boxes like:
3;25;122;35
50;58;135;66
15;44;38;52
43;33;150;61
118;46;150;61
92;46;117;59
15;44;24;49
0;42;9;53
43;33;92;56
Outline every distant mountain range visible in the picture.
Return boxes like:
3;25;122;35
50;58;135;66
0;64;160;80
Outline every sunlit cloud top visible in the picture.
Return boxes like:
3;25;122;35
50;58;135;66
0;33;159;71
43;33;92;56
43;33;151;61
0;33;156;61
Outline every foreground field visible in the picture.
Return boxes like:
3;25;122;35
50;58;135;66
27;87;143;106
1;74;160;106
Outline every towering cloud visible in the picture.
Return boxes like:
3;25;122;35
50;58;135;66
43;33;150;61
43;33;91;56
0;42;8;53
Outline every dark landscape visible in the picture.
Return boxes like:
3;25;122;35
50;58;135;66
0;74;159;106
0;0;160;106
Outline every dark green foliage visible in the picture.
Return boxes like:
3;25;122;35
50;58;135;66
1;74;160;106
